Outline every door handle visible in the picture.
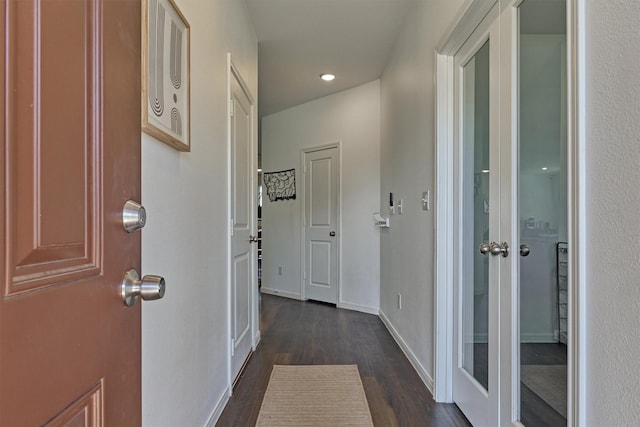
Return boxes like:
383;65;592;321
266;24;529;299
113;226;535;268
121;269;166;307
249;235;259;243
329;231;336;237
520;244;530;257
479;242;509;257
489;242;509;258
479;243;492;255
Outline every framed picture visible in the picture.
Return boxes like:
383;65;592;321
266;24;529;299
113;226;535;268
142;0;191;151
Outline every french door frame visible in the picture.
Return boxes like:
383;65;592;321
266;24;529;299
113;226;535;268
433;0;587;425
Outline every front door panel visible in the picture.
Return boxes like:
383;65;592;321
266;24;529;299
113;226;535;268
1;0;142;424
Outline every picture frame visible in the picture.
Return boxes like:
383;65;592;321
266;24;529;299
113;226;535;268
142;0;191;151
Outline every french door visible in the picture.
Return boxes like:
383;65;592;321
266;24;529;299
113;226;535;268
452;6;503;425
452;1;568;426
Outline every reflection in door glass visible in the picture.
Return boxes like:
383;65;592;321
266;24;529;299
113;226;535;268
461;40;490;391
518;0;567;425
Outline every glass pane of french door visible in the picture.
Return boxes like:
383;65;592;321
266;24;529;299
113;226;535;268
461;39;490;391
518;0;567;425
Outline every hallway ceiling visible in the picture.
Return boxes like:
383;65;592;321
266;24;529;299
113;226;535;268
245;0;414;117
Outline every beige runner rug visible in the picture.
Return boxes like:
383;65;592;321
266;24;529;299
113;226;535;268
255;365;374;427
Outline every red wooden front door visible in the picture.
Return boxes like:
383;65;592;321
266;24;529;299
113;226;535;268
1;0;142;425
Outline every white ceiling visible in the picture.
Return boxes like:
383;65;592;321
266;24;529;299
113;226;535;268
245;0;414;117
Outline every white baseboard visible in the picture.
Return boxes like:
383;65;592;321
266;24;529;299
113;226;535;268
204;386;231;427
521;332;557;343
473;333;488;344
338;301;379;315
253;331;261;351
473;332;557;344
379;310;434;393
260;287;302;300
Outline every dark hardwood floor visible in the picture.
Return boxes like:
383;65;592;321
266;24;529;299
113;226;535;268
520;343;567;427
216;294;471;427
473;343;567;427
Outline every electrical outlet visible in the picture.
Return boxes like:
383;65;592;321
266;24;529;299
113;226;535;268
397;293;402;310
278;266;283;275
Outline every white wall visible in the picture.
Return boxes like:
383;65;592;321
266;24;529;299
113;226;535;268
261;81;381;314
584;0;640;423
379;0;465;390
141;1;257;426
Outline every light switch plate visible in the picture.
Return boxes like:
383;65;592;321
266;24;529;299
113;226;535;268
422;191;430;211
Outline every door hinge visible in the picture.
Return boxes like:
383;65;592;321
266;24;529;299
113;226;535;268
230;99;235;117
230;218;234;236
231;338;235;356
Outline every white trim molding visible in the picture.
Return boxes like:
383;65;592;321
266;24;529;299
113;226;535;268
337;301;379;316
260;287;302;301
567;0;587;424
379;310;435;393
205;386;232;427
433;52;455;403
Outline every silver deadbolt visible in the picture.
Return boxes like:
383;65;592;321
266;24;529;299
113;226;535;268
121;269;165;307
122;200;146;233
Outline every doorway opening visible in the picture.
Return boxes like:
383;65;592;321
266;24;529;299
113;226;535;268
434;0;582;425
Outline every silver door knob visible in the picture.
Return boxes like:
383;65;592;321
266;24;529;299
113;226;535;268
520;244;530;257
479;243;492;255
249;235;259;243
122;200;146;233
121;269;165;307
489;242;510;258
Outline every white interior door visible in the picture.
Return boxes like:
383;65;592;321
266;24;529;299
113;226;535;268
452;5;501;426
230;63;256;384
303;146;339;304
452;1;569;426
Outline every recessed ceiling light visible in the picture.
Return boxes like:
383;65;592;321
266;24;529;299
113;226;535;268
482;169;490;173
320;73;336;82
542;167;548;171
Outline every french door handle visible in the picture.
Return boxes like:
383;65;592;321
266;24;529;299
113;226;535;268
249;235;259;243
479;243;492;255
479;242;510;258
490;242;509;257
